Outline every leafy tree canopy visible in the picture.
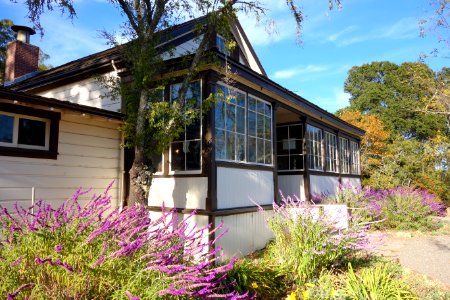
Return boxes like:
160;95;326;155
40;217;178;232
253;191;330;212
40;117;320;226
344;61;448;140
0;19;14;84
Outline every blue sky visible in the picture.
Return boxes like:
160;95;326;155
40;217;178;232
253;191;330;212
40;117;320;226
1;0;447;112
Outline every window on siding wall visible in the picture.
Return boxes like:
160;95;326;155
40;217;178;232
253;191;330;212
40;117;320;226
306;125;323;170
248;95;272;164
169;81;202;172
276;124;303;171
215;83;272;165
350;141;360;175
0;112;50;150
0;105;60;159
339;137;350;174
325;131;338;172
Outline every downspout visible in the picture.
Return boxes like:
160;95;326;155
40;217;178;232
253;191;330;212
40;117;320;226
119;135;125;211
111;59;125;210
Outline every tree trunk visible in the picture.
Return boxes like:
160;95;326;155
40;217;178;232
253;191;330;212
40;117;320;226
128;89;151;206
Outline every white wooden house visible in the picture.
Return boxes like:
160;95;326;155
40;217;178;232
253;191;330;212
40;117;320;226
1;19;364;258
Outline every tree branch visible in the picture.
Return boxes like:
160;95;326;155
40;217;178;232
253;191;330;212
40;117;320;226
116;0;139;33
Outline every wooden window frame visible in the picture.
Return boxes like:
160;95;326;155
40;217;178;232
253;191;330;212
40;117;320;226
0;103;60;159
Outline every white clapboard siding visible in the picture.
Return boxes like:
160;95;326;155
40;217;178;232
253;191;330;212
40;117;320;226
341;177;361;189
278;174;306;201
148;177;207;210
37;73;121;112
217;167;274;209
310;175;340;197
0;112;122;207
215;211;274;260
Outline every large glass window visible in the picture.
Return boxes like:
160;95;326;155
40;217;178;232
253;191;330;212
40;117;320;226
215;83;272;165
339;137;350;174
307;125;323;170
0;112;49;150
350;141;360;175
215;84;246;162
325;132;338;172
169;81;202;172
248;95;272;164
276;124;303;171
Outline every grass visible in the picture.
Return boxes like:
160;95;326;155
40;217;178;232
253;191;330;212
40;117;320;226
232;250;450;299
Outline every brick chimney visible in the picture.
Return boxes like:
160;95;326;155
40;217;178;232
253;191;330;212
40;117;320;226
5;25;39;83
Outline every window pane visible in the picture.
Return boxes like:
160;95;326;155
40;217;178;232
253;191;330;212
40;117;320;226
171;141;185;171
277;156;289;170
257;101;265;114
264;116;271;140
215;101;225;129
186;140;201;170
226;131;236;160
257;138;264;163
248;96;256;111
290;125;302;139
290;155;303;170
236;92;245;107
226;103;235;131
0;114;14;143
186;119;200;140
215;129;225;160
248;137;256;162
290;139;303;154
236;106;245;134
265;140;272;164
248;111;256;137
277;141;289;155
236;133;246;162
257;115;264;138
18;118;46;147
277;126;288;140
264;103;271;116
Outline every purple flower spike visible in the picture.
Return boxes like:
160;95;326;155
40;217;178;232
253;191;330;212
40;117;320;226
7;283;34;300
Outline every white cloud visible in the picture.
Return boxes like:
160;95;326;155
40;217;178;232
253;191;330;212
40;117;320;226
336;17;419;46
272;65;328;79
327;25;358;42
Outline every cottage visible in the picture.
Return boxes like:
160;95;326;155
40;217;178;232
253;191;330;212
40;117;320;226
1;18;363;258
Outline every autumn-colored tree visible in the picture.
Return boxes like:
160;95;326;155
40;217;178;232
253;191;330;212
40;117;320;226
338;109;390;177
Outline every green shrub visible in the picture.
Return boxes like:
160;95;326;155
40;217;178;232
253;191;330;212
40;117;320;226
264;196;369;285
225;258;287;299
344;263;418;299
0;187;245;299
377;192;440;230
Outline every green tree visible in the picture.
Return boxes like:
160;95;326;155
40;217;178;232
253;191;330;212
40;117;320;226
344;61;448;140
15;0;342;205
0;19;14;84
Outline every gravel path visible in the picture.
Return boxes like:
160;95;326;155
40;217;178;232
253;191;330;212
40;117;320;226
372;231;450;288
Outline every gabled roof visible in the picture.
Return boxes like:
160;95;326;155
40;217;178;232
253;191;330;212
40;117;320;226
6;15;363;137
9;16;266;92
0;87;124;120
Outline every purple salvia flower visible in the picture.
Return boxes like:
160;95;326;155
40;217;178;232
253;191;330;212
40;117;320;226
7;283;34;300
